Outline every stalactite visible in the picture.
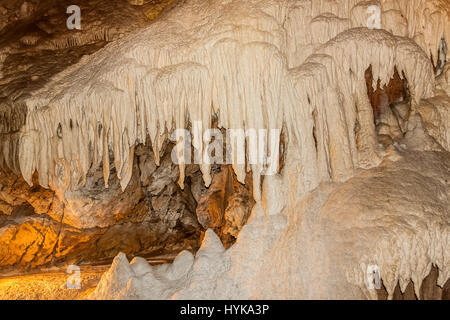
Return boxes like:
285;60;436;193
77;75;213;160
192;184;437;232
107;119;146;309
9;15;438;201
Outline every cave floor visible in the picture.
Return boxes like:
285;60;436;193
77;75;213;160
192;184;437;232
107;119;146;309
0;255;176;300
0;268;103;300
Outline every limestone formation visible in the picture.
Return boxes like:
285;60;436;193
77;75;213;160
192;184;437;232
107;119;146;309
0;148;202;271
196;166;254;247
0;0;449;300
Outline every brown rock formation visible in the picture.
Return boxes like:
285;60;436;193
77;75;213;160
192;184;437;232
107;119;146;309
377;265;450;300
365;65;409;122
0;143;203;271
196;166;255;248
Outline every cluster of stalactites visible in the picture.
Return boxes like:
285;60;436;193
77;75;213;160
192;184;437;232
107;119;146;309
17;31;435;202
4;0;445;200
349;215;449;300
20;42;286;202
379;0;450;67
285;28;435;194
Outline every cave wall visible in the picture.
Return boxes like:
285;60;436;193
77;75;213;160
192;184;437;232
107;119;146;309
0;144;202;271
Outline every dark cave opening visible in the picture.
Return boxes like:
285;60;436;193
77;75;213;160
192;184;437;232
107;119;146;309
365;65;410;124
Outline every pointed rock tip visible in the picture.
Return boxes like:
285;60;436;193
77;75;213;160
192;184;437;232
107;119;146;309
198;229;225;254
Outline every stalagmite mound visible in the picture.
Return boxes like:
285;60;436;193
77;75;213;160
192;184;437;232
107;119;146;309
0;0;449;299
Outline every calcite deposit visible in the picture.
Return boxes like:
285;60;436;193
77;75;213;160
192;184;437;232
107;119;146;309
0;0;449;300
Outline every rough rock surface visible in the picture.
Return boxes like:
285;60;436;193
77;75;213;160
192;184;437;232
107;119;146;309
0;146;202;271
0;0;449;301
83;0;449;300
2;0;446;195
196;166;254;247
91;149;450;300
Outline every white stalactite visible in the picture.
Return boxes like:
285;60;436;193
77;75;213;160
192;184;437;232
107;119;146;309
5;0;443;198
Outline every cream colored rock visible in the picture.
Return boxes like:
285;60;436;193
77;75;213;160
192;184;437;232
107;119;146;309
416;95;450;152
91;150;449;300
1;0;449;300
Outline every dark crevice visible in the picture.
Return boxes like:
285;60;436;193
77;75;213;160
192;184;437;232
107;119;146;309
364;65;410;124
